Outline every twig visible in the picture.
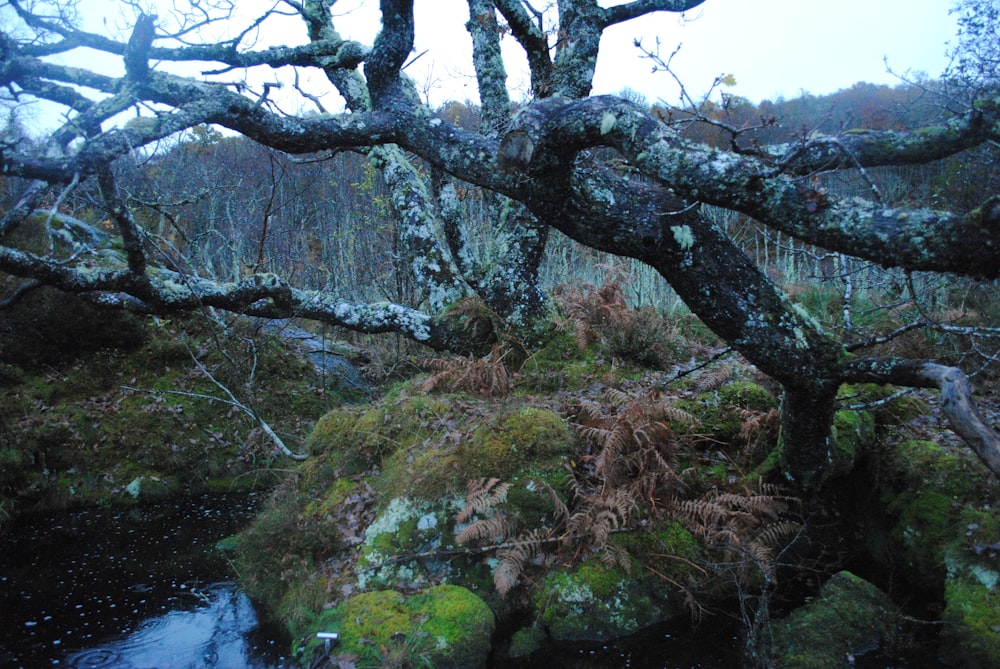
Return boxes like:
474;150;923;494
121;382;308;460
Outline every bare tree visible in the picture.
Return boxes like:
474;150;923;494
2;0;1000;486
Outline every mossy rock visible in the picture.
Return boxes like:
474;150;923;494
718;380;778;412
355;497;466;591
303;407;374;474
940;572;1000;667
356;471;572;596
458;406;572;479
879;440;998;588
887;439;994;500
532;558;683;642
377;403;573;501
771;571;903;669
507;626;546;658
304;585;495;669
858;437;1000;665
827;409;875;478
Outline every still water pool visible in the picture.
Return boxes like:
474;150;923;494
0;493;288;668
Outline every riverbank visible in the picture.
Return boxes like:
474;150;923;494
4;290;999;667
233;322;1000;668
0;291;356;528
0;492;289;668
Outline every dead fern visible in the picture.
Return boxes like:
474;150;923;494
672;484;800;585
552;278;679;368
420;346;511;397
456;477;512;523
448;375;799;605
694;365;733;393
739;407;780;457
493;528;550;596
456;513;512;545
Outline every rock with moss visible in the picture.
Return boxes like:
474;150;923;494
771;571;902;669
506;626;547;658
938;503;1000;666
0;313;331;525
941;571;1000;667
532;556;685;642
857;439;1000;666
827;409;875;478
302;585;495;669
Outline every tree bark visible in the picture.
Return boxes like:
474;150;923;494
844;358;1000;478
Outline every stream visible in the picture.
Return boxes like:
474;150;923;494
0;493;289;668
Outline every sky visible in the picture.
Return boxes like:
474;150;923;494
12;0;962;131
590;0;959;104
324;0;961;107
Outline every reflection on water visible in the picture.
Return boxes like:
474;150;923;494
0;494;288;668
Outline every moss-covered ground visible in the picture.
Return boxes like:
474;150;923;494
0;292;350;527
6;286;1000;669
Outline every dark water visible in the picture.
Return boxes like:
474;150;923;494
0;494;289;668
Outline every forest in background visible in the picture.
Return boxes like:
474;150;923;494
5;77;997;377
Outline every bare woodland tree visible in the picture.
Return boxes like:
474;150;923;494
2;0;1000;487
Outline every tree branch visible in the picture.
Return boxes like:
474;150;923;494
844;358;1000;477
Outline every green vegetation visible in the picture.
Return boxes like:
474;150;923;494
771;571;903;669
5;276;999;668
300;586;495;669
0;293;341;526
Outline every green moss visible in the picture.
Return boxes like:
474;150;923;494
888;440;992;499
827;409;875;478
303;586;494;669
533;557;681;641
518;330;626;392
940;574;1000;667
458;407;570;480
885;490;953;584
614;520;702;568
375;403;573;501
718;380;778;412
302;477;359;518
771;571;902;669
507;626;546;658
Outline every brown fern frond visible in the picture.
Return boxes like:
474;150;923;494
712;492;787;520
493;555;521;596
532;478;570;524
600;541;632;574
421;356;463;373
694;366;732;393
457;477;512;523
610;487;637;523
417;348;511;397
493;528;548;596
577;425;612;447
752;520;800;552
419;369;454;394
604;387;634;409
658;405;701;427
593;421;634;477
591;508;619;547
571;317;591;352
456;513;511;545
633;421;672;448
573;399;608;426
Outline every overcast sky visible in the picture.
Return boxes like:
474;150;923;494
17;0;962;130
376;0;961;106
591;0;959;104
